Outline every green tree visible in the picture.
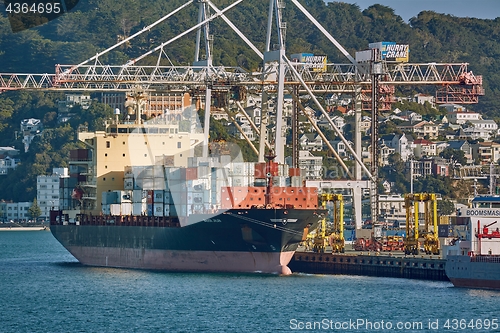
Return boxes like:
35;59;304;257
28;198;42;222
439;147;467;166
438;199;455;215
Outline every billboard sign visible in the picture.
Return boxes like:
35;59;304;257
291;53;327;72
368;42;410;62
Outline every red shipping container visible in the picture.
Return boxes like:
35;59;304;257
185;167;198;180
146;190;154;204
289;168;300;177
268;162;278;177
254;163;266;179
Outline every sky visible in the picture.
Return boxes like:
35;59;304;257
332;0;500;22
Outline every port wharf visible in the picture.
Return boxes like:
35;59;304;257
289;251;448;281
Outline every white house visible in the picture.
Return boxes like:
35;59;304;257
328;140;353;158
447;111;482;124
299;133;323;151
20;118;43;152
0;147;20;175
413;93;436;108
468;119;498;134
413;139;437;158
382;133;415;162
463;127;493;141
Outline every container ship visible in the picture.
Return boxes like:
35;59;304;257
50;111;324;274
445;196;500;290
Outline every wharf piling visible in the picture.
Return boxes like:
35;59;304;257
290;252;449;281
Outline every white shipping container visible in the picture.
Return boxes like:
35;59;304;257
278;164;289;177
164;205;170;216
153;165;163;178
203;190;211;203
290;176;302;187
121;202;132;215
132;202;147;216
153;178;166;190
110;204;121;216
132;190;146;202
138;178;154;190
139;166;154;178
197;165;210;179
272;176;287;187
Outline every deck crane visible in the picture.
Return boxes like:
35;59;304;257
0;0;484;232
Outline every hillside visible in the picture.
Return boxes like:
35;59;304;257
0;0;499;201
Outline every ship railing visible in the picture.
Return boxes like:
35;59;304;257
471;255;500;263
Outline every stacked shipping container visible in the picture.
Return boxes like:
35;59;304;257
102;157;308;216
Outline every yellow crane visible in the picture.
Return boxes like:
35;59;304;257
404;193;439;255
312;194;344;253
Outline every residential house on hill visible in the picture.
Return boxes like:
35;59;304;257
359;116;371;134
299;133;323;151
413;93;436;108
0;147;20;175
317;113;345;133
382;133;415;162
406;157;449;178
380;143;395;166
467;119;498;136
448;140;473;164
413;139;437;158
328;140;353;158
20;118;43;152
472;141;500;164
442;104;467;113
447;110;482;124
399;120;438;139
464;127;493;141
398;110;423;123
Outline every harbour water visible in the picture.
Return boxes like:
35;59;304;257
1;231;499;333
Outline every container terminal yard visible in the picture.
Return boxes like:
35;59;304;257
288;192;449;281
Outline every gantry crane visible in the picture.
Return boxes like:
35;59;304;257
0;0;484;231
310;193;344;253
404;193;439;255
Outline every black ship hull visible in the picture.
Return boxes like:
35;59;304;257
50;208;323;274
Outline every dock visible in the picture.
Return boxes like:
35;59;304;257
289;251;448;281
